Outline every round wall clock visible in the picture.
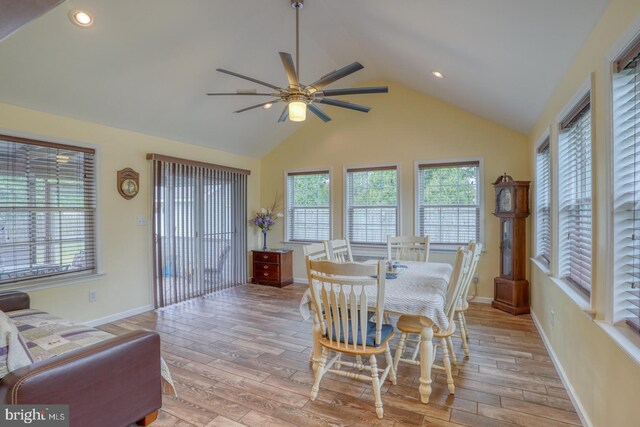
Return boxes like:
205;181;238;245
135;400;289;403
117;168;140;199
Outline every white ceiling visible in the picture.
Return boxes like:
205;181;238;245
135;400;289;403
0;0;610;157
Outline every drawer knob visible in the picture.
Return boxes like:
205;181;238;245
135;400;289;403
263;272;269;276
263;265;268;269
263;255;269;259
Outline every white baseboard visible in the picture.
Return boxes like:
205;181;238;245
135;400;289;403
294;277;308;285
530;311;592;427
469;296;492;304
85;304;154;327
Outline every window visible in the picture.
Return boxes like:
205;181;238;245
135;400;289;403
285;170;330;242
535;139;551;264
558;94;592;295
613;43;640;333
0;135;97;286
417;161;480;247
345;166;399;245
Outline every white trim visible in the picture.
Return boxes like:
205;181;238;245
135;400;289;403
413;157;485;247
604;17;640;326
553;76;595;311
294;276;309;285
343;162;401;244
0;272;105;293
84;304;154;327
530;311;593;427
532;129;551;261
283;167;333;242
469;296;492;304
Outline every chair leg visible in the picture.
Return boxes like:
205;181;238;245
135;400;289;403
356;355;364;370
458;312;470;358
447;336;458;366
369;355;384;419
308;348;313;364
335;353;342;369
393;332;408;372
310;348;328;400
384;346;397;385
440;338;455;394
462;311;469;338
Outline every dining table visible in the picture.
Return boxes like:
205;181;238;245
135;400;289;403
299;260;453;404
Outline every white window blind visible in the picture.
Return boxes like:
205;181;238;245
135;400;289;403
536;140;551;264
0;135;97;285
286;171;330;242
417;161;480;246
558;96;592;295
345;166;398;245
613;50;640;333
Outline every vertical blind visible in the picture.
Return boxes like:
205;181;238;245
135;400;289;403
536;140;551;264
286;171;330;241
417;161;480;246
0;135;96;285
613;50;640;333
558;96;592;295
149;154;248;308
345;166;398;245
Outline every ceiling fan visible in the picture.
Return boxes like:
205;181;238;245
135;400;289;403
206;0;388;123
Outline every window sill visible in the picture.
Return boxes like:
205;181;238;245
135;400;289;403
531;258;595;316
0;272;106;293
282;240;320;246
594;321;640;366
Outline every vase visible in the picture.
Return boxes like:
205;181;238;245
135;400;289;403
262;230;268;251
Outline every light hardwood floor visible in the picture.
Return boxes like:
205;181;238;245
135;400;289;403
102;283;582;427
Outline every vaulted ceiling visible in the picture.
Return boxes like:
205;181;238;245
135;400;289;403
0;0;610;157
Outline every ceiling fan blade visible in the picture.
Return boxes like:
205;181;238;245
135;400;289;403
308;62;364;91
308;104;332;122
278;105;289;123
317;98;370;113
320;86;389;97
216;68;283;91
234;100;280;113
206;92;277;96
279;52;299;87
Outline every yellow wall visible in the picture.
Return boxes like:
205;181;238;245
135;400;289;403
528;0;640;425
0;102;261;324
260;81;530;297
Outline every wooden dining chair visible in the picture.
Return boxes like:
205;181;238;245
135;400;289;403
392;247;471;394
307;259;396;419
455;242;483;358
303;242;329;261
387;236;430;262
325;239;353;262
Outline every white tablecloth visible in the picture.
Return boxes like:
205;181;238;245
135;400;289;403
299;261;453;331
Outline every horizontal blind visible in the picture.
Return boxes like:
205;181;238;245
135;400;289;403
613;52;640;333
286;171;330;241
418;161;480;245
0;135;96;285
345;166;398;245
558;101;592;295
536;140;551;264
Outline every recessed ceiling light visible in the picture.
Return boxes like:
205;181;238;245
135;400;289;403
432;71;445;79
263;103;273;109
69;10;94;27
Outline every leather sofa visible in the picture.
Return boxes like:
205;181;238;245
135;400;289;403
0;291;162;427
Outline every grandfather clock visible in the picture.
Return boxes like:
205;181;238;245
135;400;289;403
492;173;531;315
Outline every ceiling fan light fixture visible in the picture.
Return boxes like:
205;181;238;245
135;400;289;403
263;103;273;109
288;101;307;122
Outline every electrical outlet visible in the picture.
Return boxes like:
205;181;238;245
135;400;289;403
89;290;97;302
136;216;147;226
551;310;555;328
472;275;479;284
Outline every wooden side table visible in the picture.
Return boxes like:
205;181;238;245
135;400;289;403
251;249;293;288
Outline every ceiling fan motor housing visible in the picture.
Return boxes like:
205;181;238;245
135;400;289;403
291;0;303;9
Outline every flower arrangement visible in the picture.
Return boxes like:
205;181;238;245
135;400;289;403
252;194;283;250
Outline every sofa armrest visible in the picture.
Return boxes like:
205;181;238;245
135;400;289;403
0;330;162;427
0;291;30;312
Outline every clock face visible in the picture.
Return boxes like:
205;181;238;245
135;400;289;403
121;178;138;197
498;188;513;212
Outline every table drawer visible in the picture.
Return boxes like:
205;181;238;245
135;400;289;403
254;262;280;280
254;252;279;264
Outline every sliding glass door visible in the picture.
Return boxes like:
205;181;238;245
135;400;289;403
150;155;248;308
